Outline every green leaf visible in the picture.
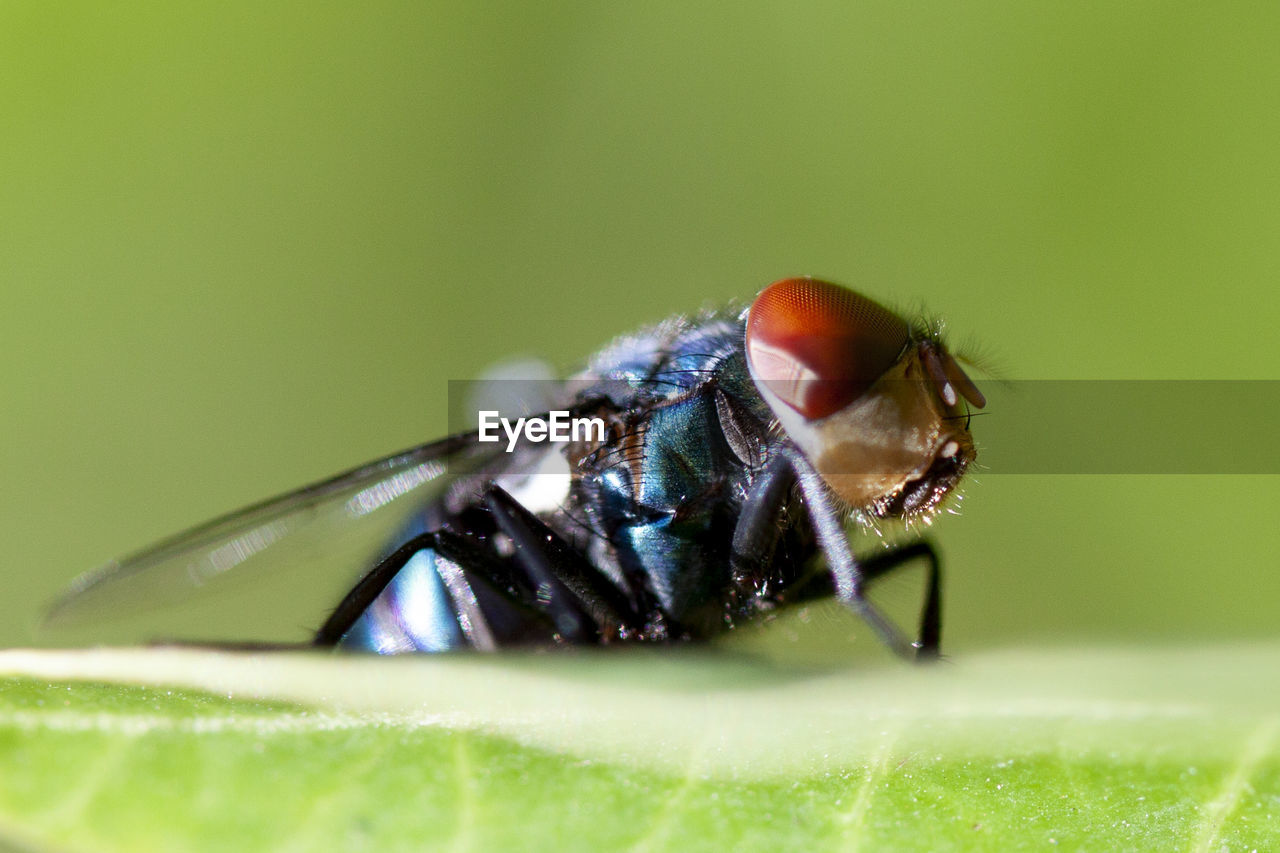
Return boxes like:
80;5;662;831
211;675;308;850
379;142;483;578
1;644;1278;851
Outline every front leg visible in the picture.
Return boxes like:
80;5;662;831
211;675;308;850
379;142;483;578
731;446;941;661
772;541;942;660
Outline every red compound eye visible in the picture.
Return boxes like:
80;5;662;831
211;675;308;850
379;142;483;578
745;277;910;419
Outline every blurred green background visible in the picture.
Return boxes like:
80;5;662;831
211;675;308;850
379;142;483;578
2;2;1277;652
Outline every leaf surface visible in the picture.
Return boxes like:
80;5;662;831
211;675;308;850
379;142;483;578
0;644;1277;851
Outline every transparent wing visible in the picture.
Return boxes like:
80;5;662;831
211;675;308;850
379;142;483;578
42;432;506;647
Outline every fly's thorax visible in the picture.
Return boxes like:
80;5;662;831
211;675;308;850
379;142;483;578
744;277;983;519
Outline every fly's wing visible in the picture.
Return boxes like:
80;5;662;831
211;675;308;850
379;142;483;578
42;432;508;647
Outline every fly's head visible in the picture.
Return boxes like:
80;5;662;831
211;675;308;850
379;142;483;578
744;277;986;521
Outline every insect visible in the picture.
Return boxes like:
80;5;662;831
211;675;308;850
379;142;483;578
46;277;984;660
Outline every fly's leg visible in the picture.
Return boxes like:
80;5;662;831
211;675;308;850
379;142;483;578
771;541;942;660
730;452;800;577
865;542;941;658
483;484;639;642
734;447;937;661
483;486;592;643
787;447;929;660
430;529;559;648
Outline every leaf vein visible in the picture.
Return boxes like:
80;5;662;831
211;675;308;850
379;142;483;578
1189;715;1279;853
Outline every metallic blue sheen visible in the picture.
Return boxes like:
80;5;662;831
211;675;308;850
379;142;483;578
339;548;464;653
347;308;780;650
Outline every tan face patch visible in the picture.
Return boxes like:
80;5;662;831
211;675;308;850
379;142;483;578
810;350;974;515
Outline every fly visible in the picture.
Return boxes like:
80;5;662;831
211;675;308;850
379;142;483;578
45;277;985;660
